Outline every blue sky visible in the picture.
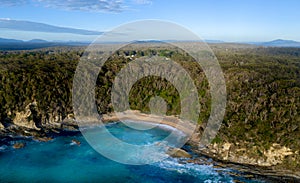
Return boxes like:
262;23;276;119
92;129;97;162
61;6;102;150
0;0;299;42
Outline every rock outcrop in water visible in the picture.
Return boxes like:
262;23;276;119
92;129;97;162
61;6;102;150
13;142;25;149
71;139;81;146
167;147;192;158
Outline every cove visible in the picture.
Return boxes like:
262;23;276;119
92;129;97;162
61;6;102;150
0;122;267;182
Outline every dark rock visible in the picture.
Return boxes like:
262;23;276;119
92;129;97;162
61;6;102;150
13;142;25;149
71;139;81;146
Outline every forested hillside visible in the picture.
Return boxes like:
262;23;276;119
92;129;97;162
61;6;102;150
0;44;299;171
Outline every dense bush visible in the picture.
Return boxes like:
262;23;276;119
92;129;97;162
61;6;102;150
0;44;299;168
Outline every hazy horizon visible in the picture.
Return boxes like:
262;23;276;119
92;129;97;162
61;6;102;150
0;1;299;42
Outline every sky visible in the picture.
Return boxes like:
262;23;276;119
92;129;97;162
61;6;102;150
0;0;300;42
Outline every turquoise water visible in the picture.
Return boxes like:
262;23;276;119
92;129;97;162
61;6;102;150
0;122;266;182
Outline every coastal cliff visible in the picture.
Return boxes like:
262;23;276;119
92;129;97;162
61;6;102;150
0;44;299;177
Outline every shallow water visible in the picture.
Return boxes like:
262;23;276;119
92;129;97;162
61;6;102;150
0;122;266;182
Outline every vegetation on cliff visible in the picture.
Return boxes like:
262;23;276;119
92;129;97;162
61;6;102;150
0;43;299;172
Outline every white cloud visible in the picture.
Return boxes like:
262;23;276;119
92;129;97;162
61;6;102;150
0;18;12;20
1;0;27;6
133;0;152;5
0;0;153;12
35;0;126;12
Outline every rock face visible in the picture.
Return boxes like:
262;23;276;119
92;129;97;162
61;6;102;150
167;147;192;158
12;101;40;130
0;122;4;129
199;142;295;167
0;100;78;138
263;144;294;166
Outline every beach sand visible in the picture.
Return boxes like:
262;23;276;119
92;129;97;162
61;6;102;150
101;110;200;142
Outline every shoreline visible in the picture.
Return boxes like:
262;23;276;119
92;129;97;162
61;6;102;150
101;110;197;137
100;110;300;181
1;110;299;181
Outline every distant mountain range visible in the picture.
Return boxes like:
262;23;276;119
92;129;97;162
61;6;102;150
1;37;300;46
0;38;44;43
1;18;300;49
0;38;24;43
1;19;300;48
0;37;92;44
256;39;300;47
0;19;102;35
0;38;90;50
0;38;300;50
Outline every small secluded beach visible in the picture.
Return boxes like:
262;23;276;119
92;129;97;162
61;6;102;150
0;119;270;183
101;110;197;137
100;111;300;182
1;110;298;182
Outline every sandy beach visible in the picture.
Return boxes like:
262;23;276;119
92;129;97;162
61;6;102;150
101;110;199;142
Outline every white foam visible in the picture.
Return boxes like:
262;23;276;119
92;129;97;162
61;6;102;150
0;145;7;151
153;158;234;182
121;120;186;136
